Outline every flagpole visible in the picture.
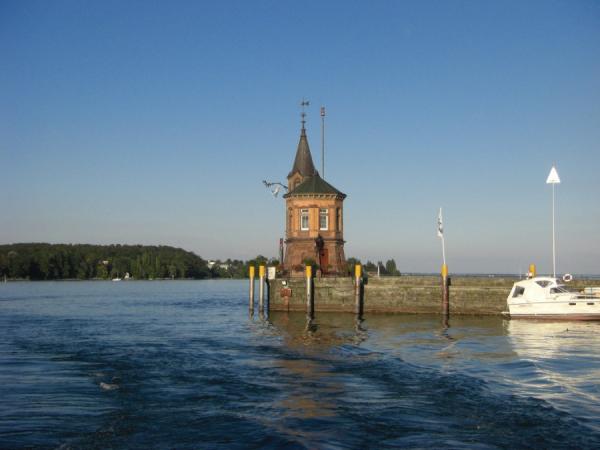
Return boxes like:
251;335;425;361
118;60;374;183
320;106;325;179
437;208;450;320
546;165;560;279
437;207;446;266
552;182;556;278
441;234;446;267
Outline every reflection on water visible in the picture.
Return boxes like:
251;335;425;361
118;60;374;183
266;311;600;434
269;311;370;348
266;312;516;378
507;320;600;429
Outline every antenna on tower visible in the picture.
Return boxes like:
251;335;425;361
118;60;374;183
300;98;310;130
320;106;326;179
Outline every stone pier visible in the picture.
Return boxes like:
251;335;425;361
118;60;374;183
269;275;600;315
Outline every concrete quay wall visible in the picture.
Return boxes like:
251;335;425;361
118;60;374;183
268;276;600;315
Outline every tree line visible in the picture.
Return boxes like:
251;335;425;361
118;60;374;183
346;258;401;276
0;243;275;281
0;243;401;280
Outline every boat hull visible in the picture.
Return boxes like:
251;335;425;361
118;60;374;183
506;277;600;320
506;313;600;321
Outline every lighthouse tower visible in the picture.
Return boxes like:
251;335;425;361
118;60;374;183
283;116;346;276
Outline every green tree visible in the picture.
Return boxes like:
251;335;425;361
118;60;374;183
96;263;109;279
345;257;361;276
0;243;212;280
364;261;377;273
385;259;401;276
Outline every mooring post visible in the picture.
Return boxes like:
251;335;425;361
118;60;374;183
258;265;266;313
441;263;450;317
265;272;270;316
528;263;536;278
249;266;255;314
306;265;314;319
355;264;363;315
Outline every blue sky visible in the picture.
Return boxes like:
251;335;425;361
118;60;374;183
1;0;599;274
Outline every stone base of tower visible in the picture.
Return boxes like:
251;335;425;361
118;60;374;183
284;237;346;277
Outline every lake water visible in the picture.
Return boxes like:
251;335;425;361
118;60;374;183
1;280;600;449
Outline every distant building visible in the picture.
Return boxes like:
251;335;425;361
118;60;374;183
207;260;229;271
283;122;347;276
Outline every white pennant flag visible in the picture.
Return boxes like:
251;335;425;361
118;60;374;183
546;166;560;184
437;208;443;238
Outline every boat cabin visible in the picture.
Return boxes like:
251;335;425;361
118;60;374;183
509;277;570;301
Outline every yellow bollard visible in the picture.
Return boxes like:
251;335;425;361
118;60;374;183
355;264;363;315
528;263;536;278
306;265;313;318
441;264;449;317
258;265;266;313
249;266;255;313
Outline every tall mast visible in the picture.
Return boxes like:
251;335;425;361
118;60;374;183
546;165;560;278
321;106;326;179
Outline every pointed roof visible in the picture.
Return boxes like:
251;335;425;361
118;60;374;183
288;127;317;179
284;173;346;198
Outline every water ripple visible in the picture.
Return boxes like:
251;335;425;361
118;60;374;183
1;281;600;449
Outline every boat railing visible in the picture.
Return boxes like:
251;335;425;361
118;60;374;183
551;285;571;294
584;287;600;297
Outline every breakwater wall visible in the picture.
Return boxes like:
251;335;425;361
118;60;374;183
269;276;600;315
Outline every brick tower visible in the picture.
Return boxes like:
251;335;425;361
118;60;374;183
283;122;346;276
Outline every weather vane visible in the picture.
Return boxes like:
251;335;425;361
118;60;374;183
262;180;288;198
300;98;310;129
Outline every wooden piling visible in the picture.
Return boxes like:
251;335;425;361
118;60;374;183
265;277;270;315
306;265;314;319
355;264;363;315
441;264;449;317
258;265;266;313
249;266;255;313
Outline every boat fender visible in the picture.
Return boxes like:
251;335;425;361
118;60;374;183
563;273;573;283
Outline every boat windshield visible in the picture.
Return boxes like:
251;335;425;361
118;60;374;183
550;285;571;294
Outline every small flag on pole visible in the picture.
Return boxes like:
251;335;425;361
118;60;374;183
437;208;443;238
546;166;560;184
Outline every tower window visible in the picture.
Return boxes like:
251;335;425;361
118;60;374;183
300;209;309;231
319;209;328;230
336;208;340;231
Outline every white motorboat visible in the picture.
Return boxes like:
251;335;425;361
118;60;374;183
504;276;600;320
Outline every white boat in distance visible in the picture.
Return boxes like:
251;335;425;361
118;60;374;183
505;277;600;320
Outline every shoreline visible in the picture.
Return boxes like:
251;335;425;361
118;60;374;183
3;273;600;282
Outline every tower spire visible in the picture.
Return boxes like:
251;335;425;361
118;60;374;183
288;100;317;180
